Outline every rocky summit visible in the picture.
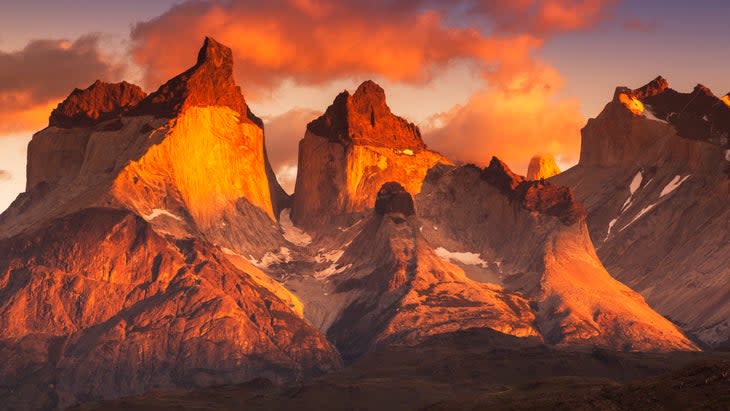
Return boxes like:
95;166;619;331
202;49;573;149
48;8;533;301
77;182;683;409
291;80;449;229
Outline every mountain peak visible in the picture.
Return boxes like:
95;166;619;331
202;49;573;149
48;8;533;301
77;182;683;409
306;80;425;150
481;157;525;194
134;37;254;123
49;80;146;128
352;80;387;109
526;154;561;180
632;75;669;99
693;83;715;96
374;182;415;216
196;36;233;68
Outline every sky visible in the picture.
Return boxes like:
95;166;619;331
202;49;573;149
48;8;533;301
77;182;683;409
0;0;728;212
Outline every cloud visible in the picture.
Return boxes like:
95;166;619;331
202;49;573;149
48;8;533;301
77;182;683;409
0;34;126;133
469;0;617;35
424;65;583;175
127;0;616;175
263;108;322;193
622;18;657;33
130;0;616;95
0;170;11;181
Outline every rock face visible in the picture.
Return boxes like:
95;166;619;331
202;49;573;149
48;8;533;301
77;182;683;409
6;36;287;257
526;154;561;180
0;38;335;410
415;160;697;352
0;208;340;410
301;182;539;362
291;80;449;229
553;76;730;347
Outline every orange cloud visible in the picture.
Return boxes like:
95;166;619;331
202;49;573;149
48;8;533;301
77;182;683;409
424;65;583;175
130;0;615;94
0;35;126;133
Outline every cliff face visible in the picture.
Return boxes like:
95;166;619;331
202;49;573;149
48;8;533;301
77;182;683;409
554;76;730;347
0;38;336;410
6;37;286;257
415;159;697;352
291;80;449;229
0;208;340;410
292;183;539;362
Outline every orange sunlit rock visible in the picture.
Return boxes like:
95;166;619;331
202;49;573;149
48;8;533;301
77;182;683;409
526;154;561;180
722;94;730;108
618;92;645;115
291;80;450;228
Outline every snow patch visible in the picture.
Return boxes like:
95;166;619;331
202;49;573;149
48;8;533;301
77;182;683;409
315;263;351;279
279;209;312;246
434;247;488;268
248;247;292;268
620;203;657;232
603;217;619;242
643;106;668;124
621;171;643;211
315;249;344;264
143;208;182;221
660;175;691;197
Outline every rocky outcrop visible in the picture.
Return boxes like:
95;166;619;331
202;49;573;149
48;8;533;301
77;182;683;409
5;37;287;257
291;80;449;229
0;208;340;410
415;160;697;352
320;183;539;362
133;37;253;123
49;80;147;128
526;154;561;180
554;76;730;347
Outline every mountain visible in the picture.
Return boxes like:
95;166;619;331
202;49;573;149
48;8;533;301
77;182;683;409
414;158;697;351
526;154;561;180
291;80;449;229
3;37;287;258
553;76;730;347
317;182;539;361
0;38;339;410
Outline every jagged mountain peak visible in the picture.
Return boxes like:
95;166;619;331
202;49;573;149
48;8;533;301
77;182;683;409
196;36;234;69
481;156;525;194
480;157;583;225
307;79;425;149
49;80;147;128
134;37;255;123
631;75;669;99
526;154;561;180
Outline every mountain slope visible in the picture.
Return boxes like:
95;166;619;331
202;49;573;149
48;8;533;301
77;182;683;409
324;182;539;361
0;208;340;410
415;159;697;351
553;77;730;347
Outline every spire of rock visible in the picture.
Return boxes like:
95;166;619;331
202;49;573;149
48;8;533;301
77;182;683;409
526;154;561;180
306;79;425;149
134;36;256;124
481;157;524;194
49;80;146;128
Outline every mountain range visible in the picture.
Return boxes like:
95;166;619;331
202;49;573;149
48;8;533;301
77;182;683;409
0;38;726;410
